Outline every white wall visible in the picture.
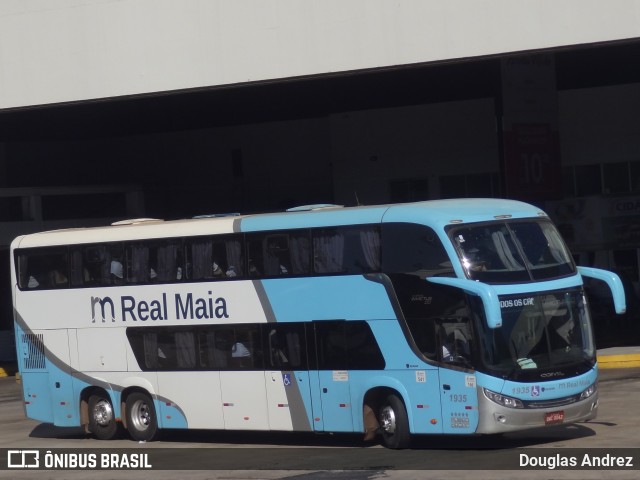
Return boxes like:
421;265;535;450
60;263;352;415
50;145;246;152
2;0;640;109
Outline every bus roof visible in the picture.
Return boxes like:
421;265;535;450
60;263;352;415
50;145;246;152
12;198;546;249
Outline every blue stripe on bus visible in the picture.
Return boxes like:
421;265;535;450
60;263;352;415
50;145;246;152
238;199;543;233
158;401;188;429
475;366;597;400
260;276;396;322
239;206;390;231
380;198;542;226
14;322;188;430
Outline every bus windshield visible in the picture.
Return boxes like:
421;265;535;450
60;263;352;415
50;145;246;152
449;220;575;283
477;289;595;380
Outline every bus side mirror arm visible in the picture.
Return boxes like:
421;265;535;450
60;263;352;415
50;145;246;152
427;277;502;329
578;266;627;315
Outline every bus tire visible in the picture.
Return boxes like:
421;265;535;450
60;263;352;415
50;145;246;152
378;393;411;449
88;393;119;440
125;392;159;442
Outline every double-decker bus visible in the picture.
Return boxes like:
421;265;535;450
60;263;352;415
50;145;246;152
10;199;626;448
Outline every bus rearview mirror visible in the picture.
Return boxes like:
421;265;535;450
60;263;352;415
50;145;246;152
577;266;627;315
426;277;502;329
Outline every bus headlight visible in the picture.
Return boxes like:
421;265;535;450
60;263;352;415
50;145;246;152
483;388;524;408
580;383;597;400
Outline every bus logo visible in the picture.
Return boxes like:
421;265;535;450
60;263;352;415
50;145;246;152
7;450;40;468
91;296;116;323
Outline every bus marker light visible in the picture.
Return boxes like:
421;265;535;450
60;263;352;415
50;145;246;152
417;405;424;409
60;402;66;405
315;418;321;422
166;416;171;419
339;403;348;408
430;419;437;425
244;417;250;421
166;402;172;406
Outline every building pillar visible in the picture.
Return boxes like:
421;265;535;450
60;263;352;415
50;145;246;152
0;142;6;187
499;53;563;201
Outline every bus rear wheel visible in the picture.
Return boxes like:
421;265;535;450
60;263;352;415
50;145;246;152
88;393;119;440
378;393;411;449
125;392;159;442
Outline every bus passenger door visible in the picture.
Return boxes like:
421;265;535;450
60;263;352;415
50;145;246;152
311;321;353;432
438;367;479;433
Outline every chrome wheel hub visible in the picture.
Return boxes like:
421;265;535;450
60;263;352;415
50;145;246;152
131;400;151;431
93;400;114;427
380;406;397;434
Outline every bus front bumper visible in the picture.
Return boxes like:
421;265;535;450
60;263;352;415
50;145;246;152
475;389;598;434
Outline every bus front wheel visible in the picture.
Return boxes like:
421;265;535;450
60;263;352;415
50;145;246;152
378;393;410;449
125;392;159;442
88;393;119;440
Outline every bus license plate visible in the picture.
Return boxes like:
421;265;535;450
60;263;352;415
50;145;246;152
544;411;564;425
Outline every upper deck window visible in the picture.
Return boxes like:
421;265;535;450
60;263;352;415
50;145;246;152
312;226;381;275
17;248;68;289
449;220;575;283
382;223;453;278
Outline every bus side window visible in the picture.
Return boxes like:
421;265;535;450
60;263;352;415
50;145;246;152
267;323;306;369
226;325;262;369
215;236;244;278
346;321;385;370
344;226;381;274
247;231;309;278
17;249;68;289
141;331;197;370
174;331;196;369
406;317;438;361
382;223;453;278
126;243;149;284
149;241;183;282
187;235;244;280
314;321;348;370
69;248;84;286
16;253;35;289
312;226;380;275
289;231;311;275
75;245;107;286
199;329;231;369
313;228;344;274
438;319;473;365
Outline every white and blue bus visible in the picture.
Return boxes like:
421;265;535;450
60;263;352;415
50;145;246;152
10;199;626;448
